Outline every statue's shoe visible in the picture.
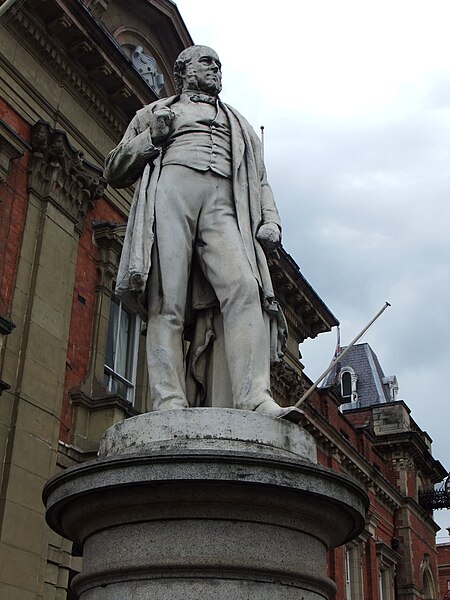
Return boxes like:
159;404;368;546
255;399;303;423
278;406;304;424
156;398;189;411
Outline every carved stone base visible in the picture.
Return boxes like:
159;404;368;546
44;409;368;600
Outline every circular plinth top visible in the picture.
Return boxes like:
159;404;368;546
98;408;317;463
44;407;368;556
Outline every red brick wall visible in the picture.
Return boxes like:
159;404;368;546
438;544;450;598
0;100;30;318
60;198;126;441
330;546;344;600
0;99;128;444
345;409;371;428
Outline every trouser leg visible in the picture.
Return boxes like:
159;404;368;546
146;167;199;410
196;175;272;410
147;167;275;412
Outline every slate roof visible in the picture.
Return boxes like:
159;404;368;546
322;343;395;408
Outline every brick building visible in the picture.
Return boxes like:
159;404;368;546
0;1;447;598
311;343;448;599
438;541;450;598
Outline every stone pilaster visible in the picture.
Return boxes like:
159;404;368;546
0;120;104;598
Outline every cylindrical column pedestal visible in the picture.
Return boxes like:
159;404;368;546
44;409;368;599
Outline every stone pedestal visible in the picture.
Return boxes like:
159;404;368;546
44;409;368;599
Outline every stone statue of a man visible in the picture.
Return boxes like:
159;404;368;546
105;45;300;421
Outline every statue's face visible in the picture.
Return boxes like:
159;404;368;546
183;47;222;95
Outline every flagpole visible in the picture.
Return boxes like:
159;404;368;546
260;125;265;159
294;302;391;409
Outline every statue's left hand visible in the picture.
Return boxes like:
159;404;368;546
256;222;281;251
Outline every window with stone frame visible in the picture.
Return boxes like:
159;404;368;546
376;541;398;600
71;221;148;435
344;543;364;599
91;221;148;412
378;564;394;600
104;296;140;404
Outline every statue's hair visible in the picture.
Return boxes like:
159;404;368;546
173;45;217;94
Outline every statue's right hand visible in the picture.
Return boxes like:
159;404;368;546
149;109;175;144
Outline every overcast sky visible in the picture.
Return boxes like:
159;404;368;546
175;0;450;537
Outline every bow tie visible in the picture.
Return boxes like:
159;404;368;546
188;93;218;106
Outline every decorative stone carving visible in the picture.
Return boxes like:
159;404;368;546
271;360;307;406
81;0;112;18
93;221;126;293
131;46;165;96
27;121;106;232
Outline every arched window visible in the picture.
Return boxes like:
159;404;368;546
342;371;352;398
422;564;437;600
340;367;358;404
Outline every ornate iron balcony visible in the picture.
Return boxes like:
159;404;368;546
419;475;450;510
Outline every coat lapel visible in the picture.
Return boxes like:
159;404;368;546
221;103;245;170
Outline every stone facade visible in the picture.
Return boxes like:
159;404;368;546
0;1;446;599
0;2;192;598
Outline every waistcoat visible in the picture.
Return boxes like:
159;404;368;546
162;94;232;178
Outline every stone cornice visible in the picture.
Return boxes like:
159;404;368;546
373;432;447;483
376;540;402;566
0;119;31;183
71;390;139;418
5;0;191;141
83;0;194;44
27;121;106;233
8;6;137;138
268;247;339;344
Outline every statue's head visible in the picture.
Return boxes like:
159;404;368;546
174;45;222;96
